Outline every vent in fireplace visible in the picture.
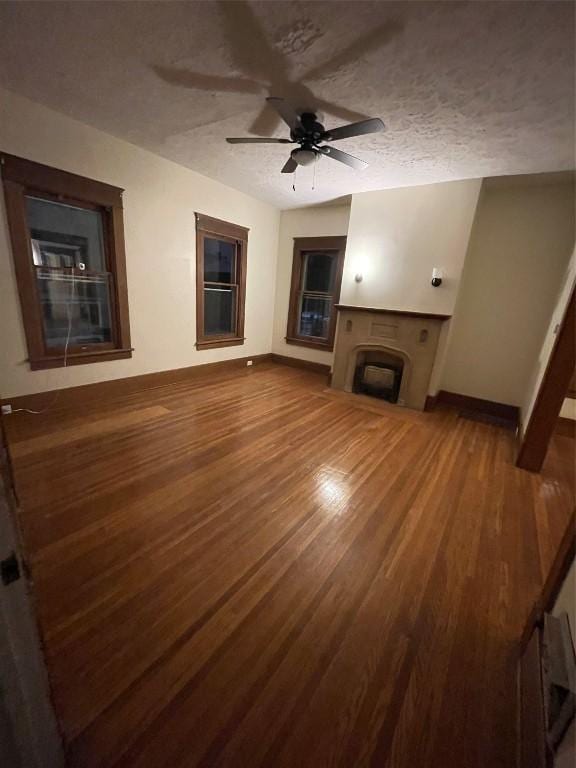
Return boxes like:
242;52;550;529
353;359;403;403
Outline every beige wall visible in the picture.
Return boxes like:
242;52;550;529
521;241;576;429
340;181;481;390
442;175;575;407
560;398;576;420
554;557;575;645
271;204;350;366
0;88;280;399
271;182;481;372
341;181;482;315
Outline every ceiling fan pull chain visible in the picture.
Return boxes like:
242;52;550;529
312;154;318;191
293;166;297;192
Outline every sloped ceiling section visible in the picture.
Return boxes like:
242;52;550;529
0;0;573;208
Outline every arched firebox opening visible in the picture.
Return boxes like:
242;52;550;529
345;344;412;405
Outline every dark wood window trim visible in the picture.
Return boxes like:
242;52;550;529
286;236;346;352
1;153;132;370
195;213;248;351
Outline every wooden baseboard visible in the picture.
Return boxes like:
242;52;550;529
428;390;519;426
270;353;331;377
555;416;576;438
2;353;273;412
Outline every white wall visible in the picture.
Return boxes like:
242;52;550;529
522;243;576;429
341;181;482;314
0;88;280;399
442;175;575;406
338;181;481;391
272;204;350;366
271;182;481;373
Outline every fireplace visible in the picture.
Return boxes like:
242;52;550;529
331;305;450;410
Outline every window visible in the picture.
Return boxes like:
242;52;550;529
195;213;248;349
286;236;346;351
1;153;131;370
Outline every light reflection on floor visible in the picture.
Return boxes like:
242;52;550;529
313;467;349;512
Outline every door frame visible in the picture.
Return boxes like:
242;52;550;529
517;283;576;472
0;413;64;768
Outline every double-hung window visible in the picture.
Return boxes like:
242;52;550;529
286;236;346;351
1;153;131;369
195;213;248;349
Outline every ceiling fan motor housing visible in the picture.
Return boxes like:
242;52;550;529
291;112;325;144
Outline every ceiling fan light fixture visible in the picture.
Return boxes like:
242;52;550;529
292;148;317;167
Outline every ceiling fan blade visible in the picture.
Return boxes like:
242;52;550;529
226;137;294;144
266;97;301;130
281;157;298;174
323;118;385;142
322;146;368;171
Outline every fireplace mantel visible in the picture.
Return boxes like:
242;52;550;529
335;305;452;321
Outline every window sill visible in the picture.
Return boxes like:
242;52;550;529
196;337;245;350
30;348;133;370
285;336;333;352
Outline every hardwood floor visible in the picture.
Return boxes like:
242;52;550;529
5;363;574;768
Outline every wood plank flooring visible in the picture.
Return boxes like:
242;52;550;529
5;363;574;768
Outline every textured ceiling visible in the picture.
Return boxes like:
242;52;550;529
0;1;574;209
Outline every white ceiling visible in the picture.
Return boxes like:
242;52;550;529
0;1;574;209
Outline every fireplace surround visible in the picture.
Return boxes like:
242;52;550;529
331;305;450;410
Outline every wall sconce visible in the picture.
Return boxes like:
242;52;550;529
431;268;443;287
354;273;363;283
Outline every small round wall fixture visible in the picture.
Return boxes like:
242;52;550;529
431;268;443;287
354;273;363;283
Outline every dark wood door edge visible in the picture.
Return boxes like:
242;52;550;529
517;284;576;473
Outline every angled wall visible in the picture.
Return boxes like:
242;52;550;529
441;173;575;406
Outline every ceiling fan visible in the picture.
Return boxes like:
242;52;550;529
226;97;385;173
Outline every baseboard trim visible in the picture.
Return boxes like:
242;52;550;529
556;416;576;438
429;390;520;425
2;353;273;412
270;353;331;376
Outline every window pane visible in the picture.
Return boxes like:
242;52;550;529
302;251;336;293
36;270;113;348
26;196;106;272
298;294;332;339
204;286;237;336
204;238;236;283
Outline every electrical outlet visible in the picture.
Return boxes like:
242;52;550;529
246;360;253;367
1;405;12;416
